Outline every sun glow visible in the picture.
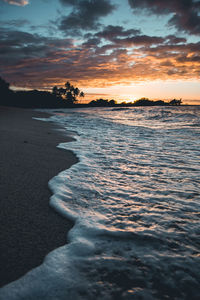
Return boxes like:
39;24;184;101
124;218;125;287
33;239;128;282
82;80;200;104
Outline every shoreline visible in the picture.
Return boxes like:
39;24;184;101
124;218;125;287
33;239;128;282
0;106;78;287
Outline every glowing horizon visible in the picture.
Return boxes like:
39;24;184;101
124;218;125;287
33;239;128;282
11;79;200;105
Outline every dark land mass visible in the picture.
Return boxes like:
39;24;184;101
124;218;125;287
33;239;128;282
0;107;78;287
0;76;182;108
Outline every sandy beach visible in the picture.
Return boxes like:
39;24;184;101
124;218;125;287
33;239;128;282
0;106;78;287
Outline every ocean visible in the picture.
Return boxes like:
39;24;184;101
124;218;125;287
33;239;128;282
1;106;200;299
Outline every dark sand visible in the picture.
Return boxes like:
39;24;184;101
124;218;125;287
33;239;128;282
0;107;78;287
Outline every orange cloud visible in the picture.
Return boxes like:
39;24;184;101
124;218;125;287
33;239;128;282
3;0;28;6
1;27;200;92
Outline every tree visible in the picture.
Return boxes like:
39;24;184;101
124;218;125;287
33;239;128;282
0;76;14;106
0;76;10;94
133;98;154;106
52;85;58;96
169;98;182;106
52;81;84;105
80;91;85;98
109;99;117;106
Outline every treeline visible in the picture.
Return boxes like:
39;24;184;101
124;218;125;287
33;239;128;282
89;97;182;106
0;77;84;108
123;97;182;106
0;77;182;108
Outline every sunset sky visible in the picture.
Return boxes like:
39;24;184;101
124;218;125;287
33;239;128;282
0;0;200;104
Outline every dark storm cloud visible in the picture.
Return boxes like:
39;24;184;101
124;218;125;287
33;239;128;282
58;0;115;34
128;0;200;35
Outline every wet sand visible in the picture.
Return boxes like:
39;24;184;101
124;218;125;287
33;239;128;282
0;106;78;287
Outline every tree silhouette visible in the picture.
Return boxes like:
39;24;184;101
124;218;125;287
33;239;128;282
52;85;58;96
89;98;117;106
0;76;14;106
80;91;84;97
0;76;183;109
109;99;117;106
169;98;182;106
52;81;84;105
134;98;154;106
0;76;10;94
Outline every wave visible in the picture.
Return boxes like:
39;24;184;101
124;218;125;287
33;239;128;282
1;106;200;299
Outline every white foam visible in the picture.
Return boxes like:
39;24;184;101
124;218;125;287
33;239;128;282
1;106;200;299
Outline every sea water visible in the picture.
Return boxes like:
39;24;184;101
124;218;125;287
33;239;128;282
1;106;200;299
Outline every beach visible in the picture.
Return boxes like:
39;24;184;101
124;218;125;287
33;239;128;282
0;106;199;299
0;106;78;287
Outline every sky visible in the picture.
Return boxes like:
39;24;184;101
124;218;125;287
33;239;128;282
0;0;200;104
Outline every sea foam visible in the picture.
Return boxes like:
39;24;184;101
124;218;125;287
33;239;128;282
1;106;200;299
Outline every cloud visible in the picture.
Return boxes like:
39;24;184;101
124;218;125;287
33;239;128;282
0;27;73;64
0;19;30;28
1;26;200;90
166;35;187;44
94;25;165;47
128;0;200;35
3;0;29;6
112;35;165;47
96;25;141;41
59;0;115;34
82;38;100;48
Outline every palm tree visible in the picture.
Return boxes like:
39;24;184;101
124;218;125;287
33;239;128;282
80;91;84;98
65;81;71;91
169;98;182;106
52;86;58;96
73;87;80;97
56;81;85;104
52;81;85;104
